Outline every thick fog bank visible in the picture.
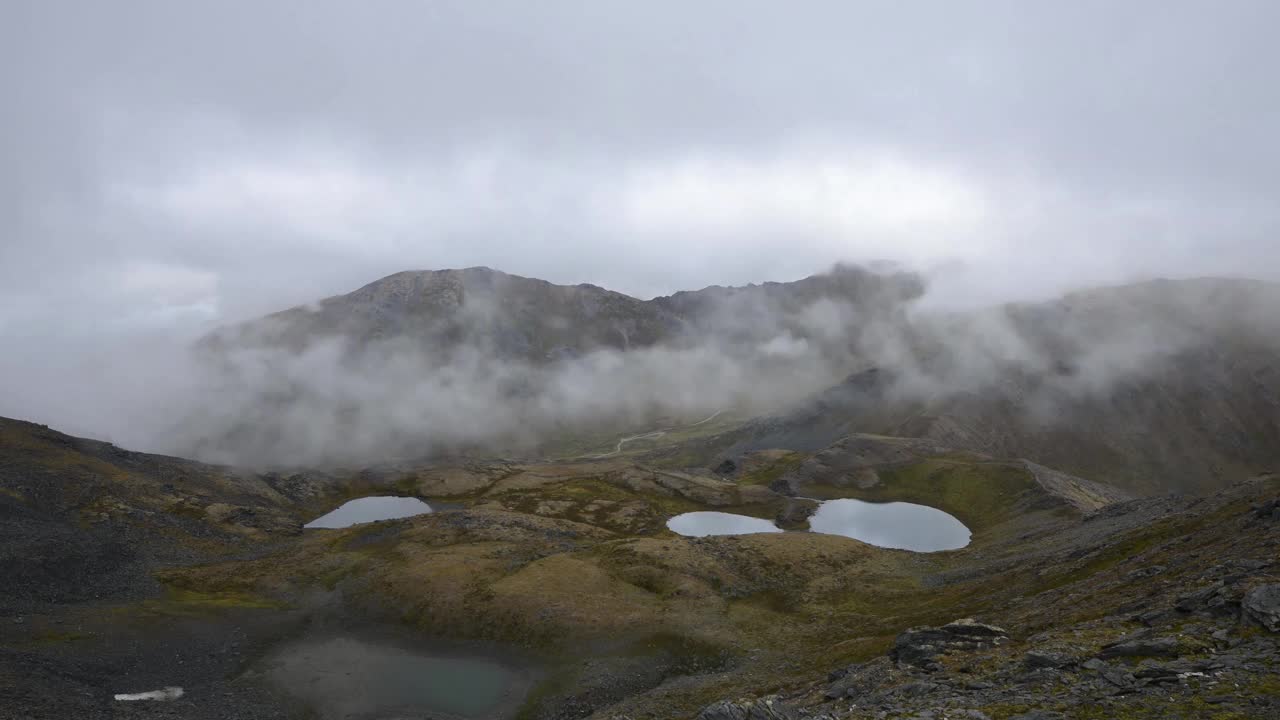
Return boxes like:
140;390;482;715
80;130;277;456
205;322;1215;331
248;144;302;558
3;269;1276;469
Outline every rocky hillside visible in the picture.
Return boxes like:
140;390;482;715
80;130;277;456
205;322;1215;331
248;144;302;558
183;270;1280;492
5;271;1279;718
3;414;1277;719
202;264;923;363
689;279;1280;495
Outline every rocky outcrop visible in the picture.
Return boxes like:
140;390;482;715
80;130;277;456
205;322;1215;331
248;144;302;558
694;696;808;720
890;619;1009;670
1097;634;1181;659
1254;496;1280;521
1023;650;1075;670
773;498;818;528
1172;557;1273;621
1243;584;1280;631
1017;460;1132;511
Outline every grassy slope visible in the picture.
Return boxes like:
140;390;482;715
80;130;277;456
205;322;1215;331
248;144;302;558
6;414;1276;719
155;449;1131;717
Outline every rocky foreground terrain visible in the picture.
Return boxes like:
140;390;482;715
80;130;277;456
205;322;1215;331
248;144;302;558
3;270;1279;718
1;412;1276;719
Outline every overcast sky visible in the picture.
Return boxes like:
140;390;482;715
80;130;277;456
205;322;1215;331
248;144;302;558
3;0;1279;344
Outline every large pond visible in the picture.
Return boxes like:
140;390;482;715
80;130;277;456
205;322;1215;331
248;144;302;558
807;499;971;552
262;634;531;720
666;501;970;552
665;511;782;537
304;496;433;529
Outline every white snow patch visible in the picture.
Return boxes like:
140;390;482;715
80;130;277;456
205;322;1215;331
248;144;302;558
114;686;184;701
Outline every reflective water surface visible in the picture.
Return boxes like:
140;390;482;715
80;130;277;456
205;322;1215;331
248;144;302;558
303;496;433;529
263;635;529;719
807;498;970;551
666;511;782;537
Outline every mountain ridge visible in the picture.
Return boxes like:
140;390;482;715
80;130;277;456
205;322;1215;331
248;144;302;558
183;268;1280;495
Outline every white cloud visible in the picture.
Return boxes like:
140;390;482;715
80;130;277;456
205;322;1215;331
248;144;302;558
619;148;989;251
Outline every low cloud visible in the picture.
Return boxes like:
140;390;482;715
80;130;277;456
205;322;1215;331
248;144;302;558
4;2;1279;460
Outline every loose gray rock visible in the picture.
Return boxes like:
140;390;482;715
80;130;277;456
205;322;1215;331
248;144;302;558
695;696;798;720
1253;498;1279;521
1242;583;1280;631
1175;582;1224;612
824;657;894;700
1023;650;1074;669
1098;636;1180;659
890;619;1009;669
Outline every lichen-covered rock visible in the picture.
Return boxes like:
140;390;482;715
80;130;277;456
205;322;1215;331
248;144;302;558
1023;650;1074;669
824;657;896;700
694;696;799;720
1242;583;1280;631
1098;635;1180;659
890;618;1008;669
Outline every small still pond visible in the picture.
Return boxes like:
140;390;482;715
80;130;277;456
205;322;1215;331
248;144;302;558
666;501;971;552
665;511;782;537
263;635;530;720
808;499;970;552
304;496;433;529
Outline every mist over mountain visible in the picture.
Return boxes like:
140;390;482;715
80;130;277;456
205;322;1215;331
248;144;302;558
710;279;1280;495
10;3;1280;718
165;265;1280;492
175;264;922;465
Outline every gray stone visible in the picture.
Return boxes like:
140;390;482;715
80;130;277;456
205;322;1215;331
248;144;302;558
1098;636;1180;659
1242;583;1280;631
1023;650;1074;669
1133;609;1167;626
1176;582;1224;612
1099;667;1136;689
695;696;798;720
1126;565;1166;580
1133;662;1182;683
890;619;1009;668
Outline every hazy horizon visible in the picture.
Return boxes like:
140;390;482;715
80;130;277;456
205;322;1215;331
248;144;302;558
4;1;1280;460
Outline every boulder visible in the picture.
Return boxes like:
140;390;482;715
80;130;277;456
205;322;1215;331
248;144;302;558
1175;582;1224;612
890;618;1008;669
1023;650;1074;670
1098;636;1180;659
774;498;819;528
695;696;799;720
1242;584;1280;631
1082;659;1136;689
824;657;895;700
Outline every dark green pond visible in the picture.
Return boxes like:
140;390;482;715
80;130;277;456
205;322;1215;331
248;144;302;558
263;634;530;719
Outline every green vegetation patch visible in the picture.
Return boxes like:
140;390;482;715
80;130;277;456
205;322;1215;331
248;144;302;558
737;452;805;487
811;458;1039;534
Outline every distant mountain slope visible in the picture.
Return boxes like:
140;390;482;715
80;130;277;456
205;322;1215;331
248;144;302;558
177;264;924;466
189;269;1279;492
701;278;1280;495
203;264;923;362
203;267;675;361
